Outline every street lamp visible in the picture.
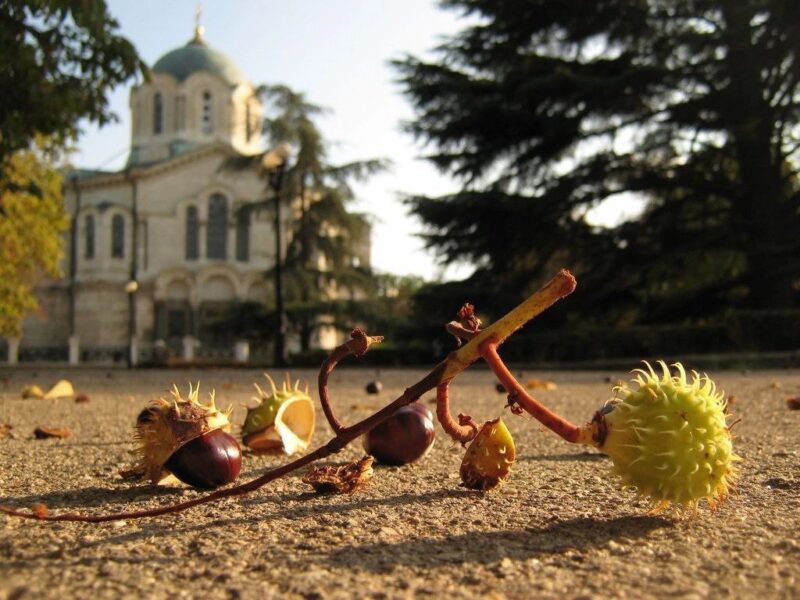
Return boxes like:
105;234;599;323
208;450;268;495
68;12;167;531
126;279;139;368
262;143;292;367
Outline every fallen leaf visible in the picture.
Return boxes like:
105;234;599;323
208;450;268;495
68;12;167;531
526;378;557;391
33;427;72;439
74;393;90;404
43;379;75;400
0;423;12;438
21;385;44;399
786;397;800;411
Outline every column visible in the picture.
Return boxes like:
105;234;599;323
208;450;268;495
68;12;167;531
68;335;80;366
6;337;20;365
234;340;250;364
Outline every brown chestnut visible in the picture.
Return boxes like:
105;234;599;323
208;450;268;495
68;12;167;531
164;429;242;490
363;403;435;466
365;380;383;394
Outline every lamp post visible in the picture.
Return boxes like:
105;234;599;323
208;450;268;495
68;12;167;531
125;169;139;368
262;143;292;367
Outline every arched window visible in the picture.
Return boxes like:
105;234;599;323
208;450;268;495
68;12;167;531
236;208;250;262
111;214;125;258
245;102;253;142
202;91;213;135
84;214;95;259
153;93;163;135
206;194;228;259
186;206;199;260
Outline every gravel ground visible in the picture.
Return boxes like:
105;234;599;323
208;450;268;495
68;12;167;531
0;364;798;600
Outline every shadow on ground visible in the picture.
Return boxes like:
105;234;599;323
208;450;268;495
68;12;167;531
323;516;671;572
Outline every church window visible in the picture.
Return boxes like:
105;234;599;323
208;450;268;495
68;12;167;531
111;214;125;258
245;102;253;142
207;194;228;259
153;93;163;135
202;91;213;135
186;206;199;260
236;208;250;261
84;214;95;259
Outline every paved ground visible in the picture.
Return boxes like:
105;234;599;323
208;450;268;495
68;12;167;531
0;364;798;599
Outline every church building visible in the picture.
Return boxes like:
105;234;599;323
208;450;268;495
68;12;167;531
14;24;358;365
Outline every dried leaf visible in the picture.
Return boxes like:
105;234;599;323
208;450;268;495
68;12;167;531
74;393;90;404
525;378;557;391
33;427;72;439
786;397;800;410
0;423;12;438
302;456;374;494
21;385;44;399
44;379;75;400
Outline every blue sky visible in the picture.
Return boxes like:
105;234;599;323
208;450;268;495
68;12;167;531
75;0;474;281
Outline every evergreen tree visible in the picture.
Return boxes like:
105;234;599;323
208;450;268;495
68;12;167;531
228;86;388;352
395;0;800;320
0;0;145;167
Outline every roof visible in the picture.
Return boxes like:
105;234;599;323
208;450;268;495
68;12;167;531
152;38;245;85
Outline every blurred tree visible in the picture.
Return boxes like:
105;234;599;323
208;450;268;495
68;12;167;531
0;0;145;167
228;85;388;352
0;146;68;336
395;0;800;320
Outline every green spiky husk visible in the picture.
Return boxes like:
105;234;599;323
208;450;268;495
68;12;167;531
598;362;739;510
460;418;516;491
241;375;311;436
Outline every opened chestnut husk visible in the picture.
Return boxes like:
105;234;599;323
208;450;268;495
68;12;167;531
241;374;315;454
122;384;241;490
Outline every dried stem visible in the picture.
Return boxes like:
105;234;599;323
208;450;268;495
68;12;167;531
318;328;384;434
0;270;578;522
479;340;593;446
436;379;479;443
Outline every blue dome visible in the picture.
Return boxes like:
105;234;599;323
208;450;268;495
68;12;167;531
152;39;245;85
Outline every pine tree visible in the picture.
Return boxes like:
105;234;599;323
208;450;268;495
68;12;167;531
395;0;800;319
228;86;388;353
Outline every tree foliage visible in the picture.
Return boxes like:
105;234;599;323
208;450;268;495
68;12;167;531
227;85;388;351
395;0;800;322
0;0;145;164
0;148;68;337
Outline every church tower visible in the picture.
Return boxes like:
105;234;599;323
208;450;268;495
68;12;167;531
128;21;262;165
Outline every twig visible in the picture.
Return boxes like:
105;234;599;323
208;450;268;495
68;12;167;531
479;340;593;445
318;328;384;434
436;379;479;443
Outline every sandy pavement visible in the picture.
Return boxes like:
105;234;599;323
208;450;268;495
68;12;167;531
0;365;798;599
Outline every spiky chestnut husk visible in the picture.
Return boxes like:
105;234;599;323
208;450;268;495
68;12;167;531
241;374;315;455
130;384;236;486
460;418;516;490
595;362;739;511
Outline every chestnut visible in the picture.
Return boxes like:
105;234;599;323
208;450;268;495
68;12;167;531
165;429;242;490
363;403;435;466
124;384;241;490
365;380;383;395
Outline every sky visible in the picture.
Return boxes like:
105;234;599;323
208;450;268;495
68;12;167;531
74;0;476;281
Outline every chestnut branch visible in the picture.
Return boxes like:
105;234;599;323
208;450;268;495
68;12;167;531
0;269;577;522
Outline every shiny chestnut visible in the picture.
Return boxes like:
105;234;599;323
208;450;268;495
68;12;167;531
365;380;383;395
363;403;435;466
164;429;242;490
